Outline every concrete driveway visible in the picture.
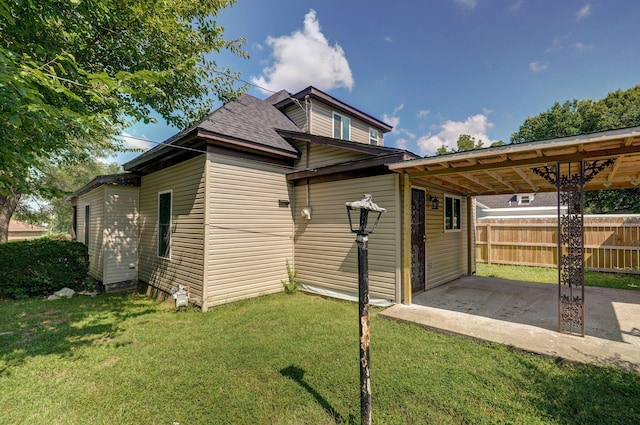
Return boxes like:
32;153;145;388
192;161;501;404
380;275;640;373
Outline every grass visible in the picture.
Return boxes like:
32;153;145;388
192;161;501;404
476;262;640;291
1;292;639;424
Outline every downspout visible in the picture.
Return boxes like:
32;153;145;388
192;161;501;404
305;95;312;134
305;95;312;217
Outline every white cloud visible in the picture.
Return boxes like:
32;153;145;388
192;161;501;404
251;9;354;93
529;61;549;72
394;138;408;150
574;42;591;52
382;104;404;131
383;104;415;139
398;128;416;139
576;4;591;20
508;0;523;12
384;36;393;42
121;132;154;151
416;114;498;156
455;0;477;9
382;113;400;129
417;109;431;119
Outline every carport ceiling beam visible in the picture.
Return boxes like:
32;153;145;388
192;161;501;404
514;167;539;191
484;170;516;191
460;173;496;192
606;156;623;184
433;176;478;194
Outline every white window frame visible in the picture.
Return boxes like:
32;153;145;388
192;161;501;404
158;190;173;259
518;194;532;205
369;128;379;145
332;112;351;141
444;194;462;232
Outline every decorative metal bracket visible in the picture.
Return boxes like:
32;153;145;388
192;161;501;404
531;159;614;336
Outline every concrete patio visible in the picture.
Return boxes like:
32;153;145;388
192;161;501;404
380;276;640;373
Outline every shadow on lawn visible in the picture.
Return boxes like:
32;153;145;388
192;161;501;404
514;356;640;424
280;365;346;423
0;294;157;376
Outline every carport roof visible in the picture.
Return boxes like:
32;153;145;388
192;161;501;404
388;126;640;196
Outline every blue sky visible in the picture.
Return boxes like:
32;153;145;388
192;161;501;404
119;0;640;162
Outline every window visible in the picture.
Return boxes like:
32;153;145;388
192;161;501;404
84;205;90;245
72;206;77;241
444;196;461;231
333;112;351;141
518;194;533;205
158;191;172;259
369;128;379;145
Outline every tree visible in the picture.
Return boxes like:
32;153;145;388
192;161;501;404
510;85;640;143
14;160;123;234
0;0;247;242
510;85;640;213
436;134;485;155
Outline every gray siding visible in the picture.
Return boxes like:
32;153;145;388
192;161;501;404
138;156;206;304
205;153;294;308
283;104;306;132
294;141;370;171
309;100;383;145
103;185;139;284
77;186;105;281
293;174;401;301
425;191;468;288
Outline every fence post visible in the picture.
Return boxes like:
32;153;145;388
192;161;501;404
487;224;492;265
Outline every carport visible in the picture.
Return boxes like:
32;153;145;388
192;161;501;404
388;126;640;336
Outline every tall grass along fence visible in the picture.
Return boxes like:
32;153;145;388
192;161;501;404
475;216;640;274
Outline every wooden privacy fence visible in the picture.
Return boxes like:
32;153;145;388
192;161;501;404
475;216;640;273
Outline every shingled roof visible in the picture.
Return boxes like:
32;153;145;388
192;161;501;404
124;93;300;171
195;93;299;153
477;192;558;209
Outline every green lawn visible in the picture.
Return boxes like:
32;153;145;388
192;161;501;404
476;263;640;291
1;292;639;424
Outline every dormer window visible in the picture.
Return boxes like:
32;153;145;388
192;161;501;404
518;194;533;205
369;128;379;145
333;112;351;141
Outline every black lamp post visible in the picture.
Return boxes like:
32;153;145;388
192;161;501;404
345;194;386;425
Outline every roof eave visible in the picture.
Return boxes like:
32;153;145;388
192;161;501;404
274;86;393;133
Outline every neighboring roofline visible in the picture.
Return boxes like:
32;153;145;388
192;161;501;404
75;173;141;196
274;86;394;133
388;125;640;170
9;219;46;232
277;129;418;158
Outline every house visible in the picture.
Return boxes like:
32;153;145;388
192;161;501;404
476;192;564;219
71;86;475;308
8;220;46;240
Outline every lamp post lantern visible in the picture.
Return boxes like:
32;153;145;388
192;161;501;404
345;194;386;425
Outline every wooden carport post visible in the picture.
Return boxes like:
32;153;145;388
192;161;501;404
402;173;412;305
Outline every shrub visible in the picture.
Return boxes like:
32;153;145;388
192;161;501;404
0;238;89;299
